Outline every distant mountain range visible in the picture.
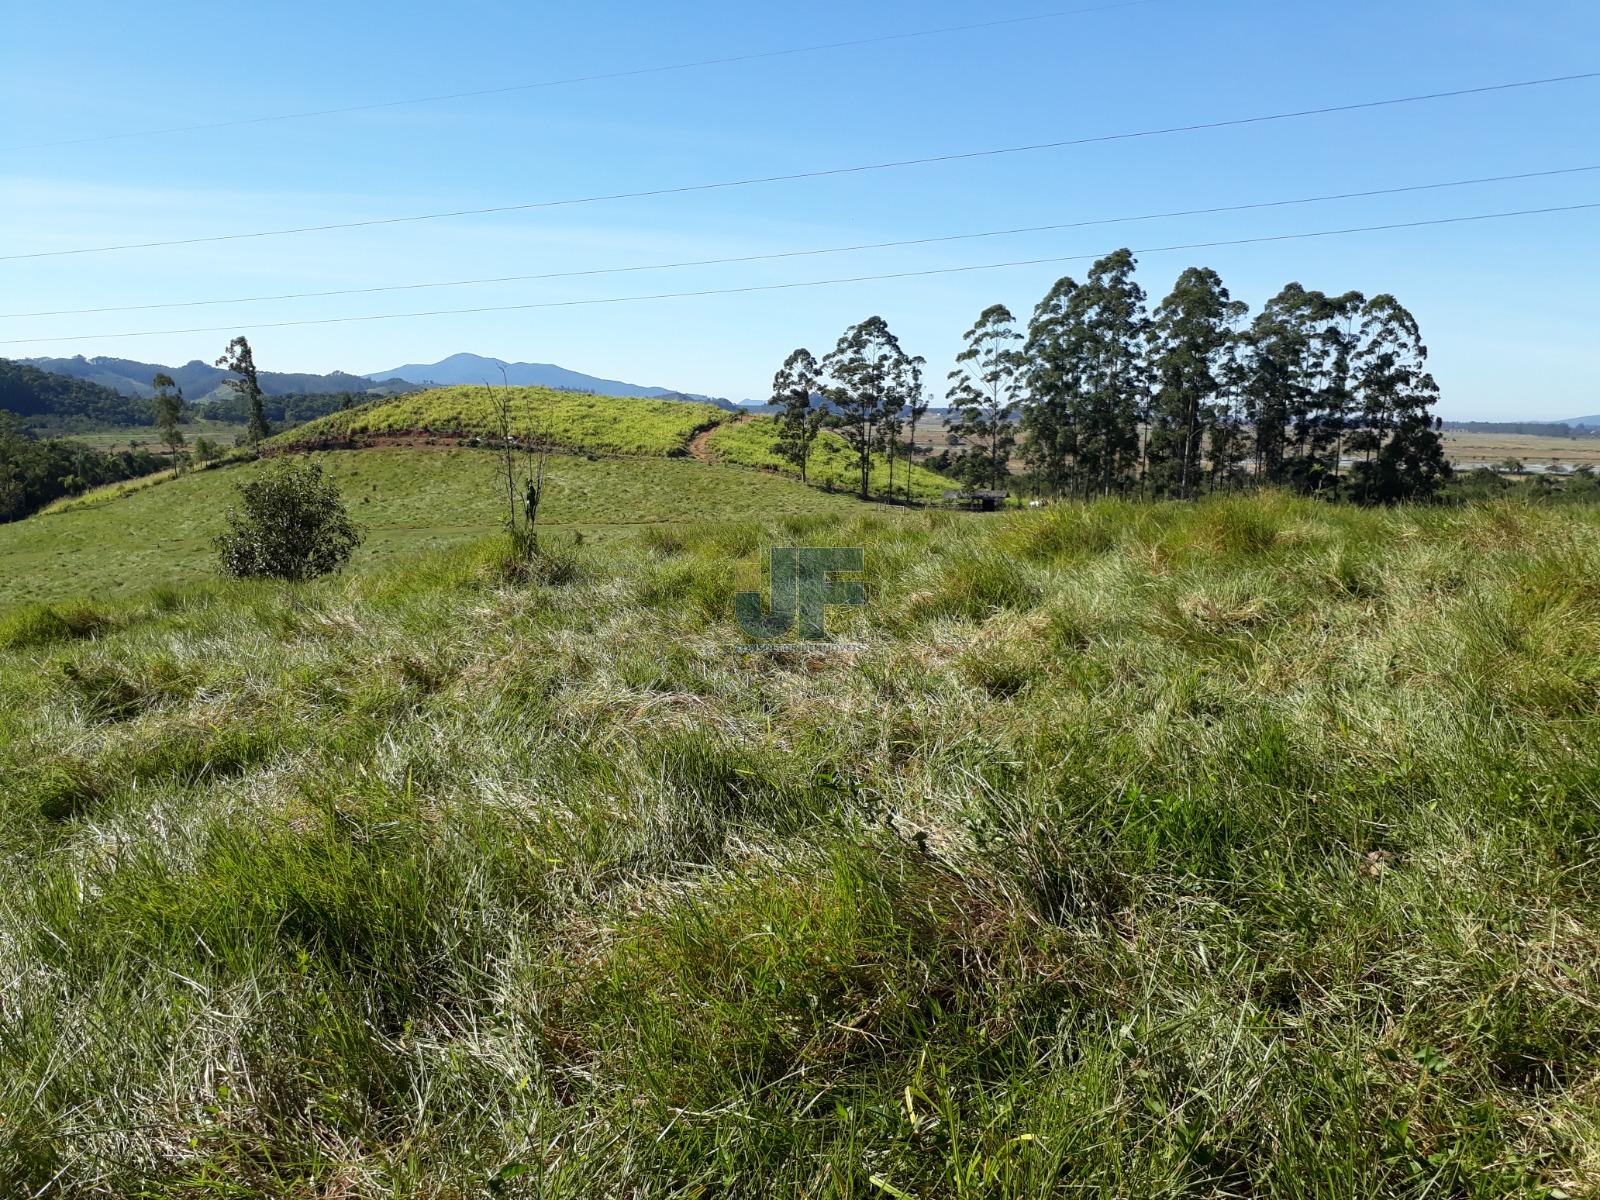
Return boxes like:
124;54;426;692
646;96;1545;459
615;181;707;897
20;355;418;406
364;353;741;410
1564;415;1600;428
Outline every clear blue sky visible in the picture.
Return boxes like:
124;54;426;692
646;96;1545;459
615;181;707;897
2;0;1596;417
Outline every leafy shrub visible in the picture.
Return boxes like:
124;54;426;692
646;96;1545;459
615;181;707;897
214;457;361;581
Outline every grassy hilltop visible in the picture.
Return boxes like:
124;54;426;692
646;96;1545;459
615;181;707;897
272;385;734;456
3;493;1600;1195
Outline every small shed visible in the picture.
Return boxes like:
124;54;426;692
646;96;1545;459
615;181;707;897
943;488;1009;512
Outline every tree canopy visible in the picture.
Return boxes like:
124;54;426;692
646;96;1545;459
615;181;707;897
769;248;1451;506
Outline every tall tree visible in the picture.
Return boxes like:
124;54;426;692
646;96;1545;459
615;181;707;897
0;412;29;520
881;350;924;503
1292;289;1365;495
771;348;825;483
1067;250;1148;497
822;316;912;500
151;372;186;473
947;303;1023;491
1020;275;1083;497
1348;295;1451;503
1208;331;1252;492
1145;268;1247;498
216;335;270;444
902;364;931;505
1238;284;1316;487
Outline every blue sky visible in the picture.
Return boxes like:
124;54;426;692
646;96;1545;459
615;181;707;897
2;0;1596;417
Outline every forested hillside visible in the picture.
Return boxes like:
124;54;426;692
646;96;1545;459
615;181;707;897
206;390;376;428
0;359;152;429
0;414;167;521
19;355;419;404
1;357;418;436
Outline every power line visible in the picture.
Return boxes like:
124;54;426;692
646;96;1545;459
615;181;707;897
7;70;1597;264
5;163;1598;319
3;0;1166;152
4;201;1593;346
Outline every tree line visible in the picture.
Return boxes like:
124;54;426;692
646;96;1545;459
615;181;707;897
771;248;1450;505
0;337;277;523
1;345;374;443
1442;420;1597;438
0;412;168;523
0;360;152;430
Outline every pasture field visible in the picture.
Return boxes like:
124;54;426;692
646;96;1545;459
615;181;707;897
55;419;251;453
1443;429;1600;469
707;415;952;499
0;448;859;608
3;493;1600;1196
274;386;734;456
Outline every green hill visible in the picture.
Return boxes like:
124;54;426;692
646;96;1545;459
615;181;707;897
0;389;956;609
0;358;153;429
0;447;859;608
273;384;734;456
19;354;419;406
4;494;1600;1193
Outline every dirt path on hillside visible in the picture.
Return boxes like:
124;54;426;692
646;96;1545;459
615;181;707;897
688;414;750;463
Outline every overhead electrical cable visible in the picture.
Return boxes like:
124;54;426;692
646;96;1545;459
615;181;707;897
6;70;1598;263
2;0;1167;152
4;201;1594;346
4;163;1595;319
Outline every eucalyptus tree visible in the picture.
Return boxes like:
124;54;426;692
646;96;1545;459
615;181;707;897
1020;275;1083;497
822;316;913;500
771;348;825;483
151;372;186;473
1238;284;1316;485
1207;324;1256;492
1145;268;1247;497
1298;289;1365;495
947;303;1023;490
881;350;925;502
901;363;931;504
216;335;270;444
1348;294;1450;502
1067;250;1148;497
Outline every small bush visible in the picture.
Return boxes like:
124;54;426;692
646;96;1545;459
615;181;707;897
214;458;362;582
495;538;585;586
